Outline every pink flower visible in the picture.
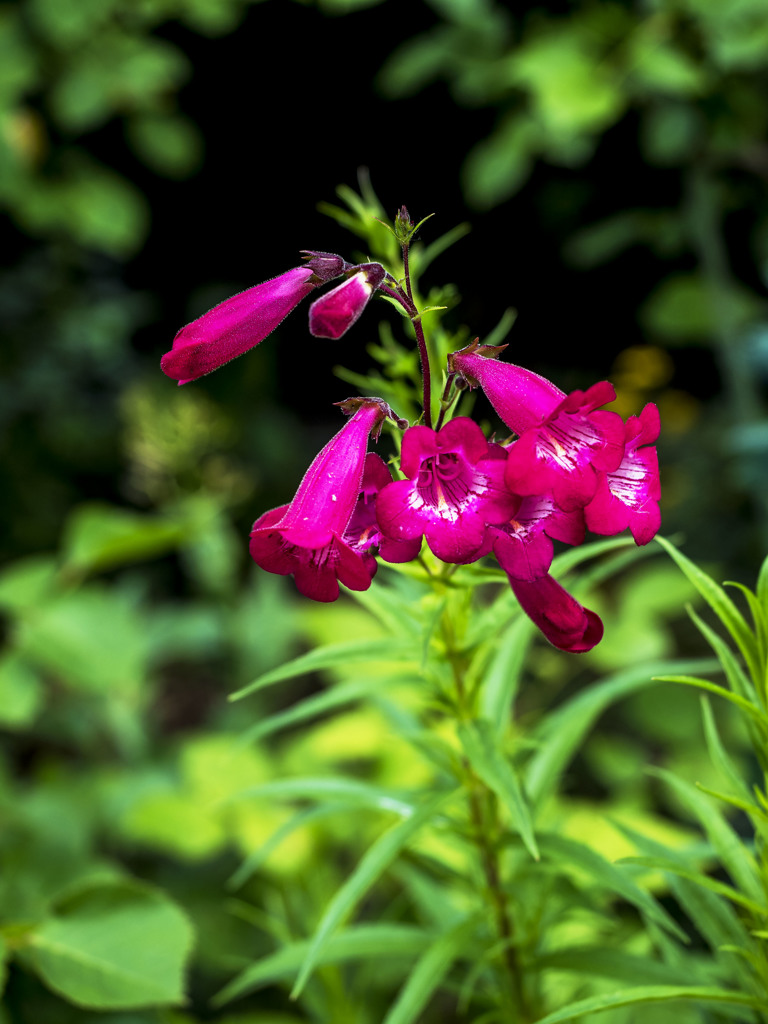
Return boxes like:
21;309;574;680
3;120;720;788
161;252;346;384
309;264;387;339
508;574;604;653
376;417;517;564
450;346;625;512
343;454;422;567
586;403;661;545
492;494;585;582
249;400;389;602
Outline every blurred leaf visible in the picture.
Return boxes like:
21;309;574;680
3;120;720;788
28;0;121;47
0;556;57;611
526;657;716;809
535;833;687;941
121;790;225;862
458;719;538;859
629;36;708;97
213;924;430;1005
0;651;44;727
641;104;703;165
291;790;456;997
477;614;533;734
462;114;537;209
536;946;692;986
17;585;149;693
28;882;194;1009
230;638;419;701
242;679;380;743
532;985;765;1024
642;274;762;342
511;30;624;135
49;34;189;132
622;854;767;917
127;114;203;179
62;503;185;576
231;777;415;817
381;916;478;1024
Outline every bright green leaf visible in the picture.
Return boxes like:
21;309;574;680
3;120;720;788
29;882;194;1009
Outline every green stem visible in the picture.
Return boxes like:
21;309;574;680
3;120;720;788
402;242;433;428
446;615;532;1021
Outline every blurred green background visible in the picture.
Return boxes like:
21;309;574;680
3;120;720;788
1;0;767;1020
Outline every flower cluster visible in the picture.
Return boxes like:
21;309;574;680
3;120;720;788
161;236;660;653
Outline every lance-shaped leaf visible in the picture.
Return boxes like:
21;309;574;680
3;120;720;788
531;985;766;1024
656;536;761;686
291;790;456;998
458;719;538;859
213;924;430;1006
382;916;479;1024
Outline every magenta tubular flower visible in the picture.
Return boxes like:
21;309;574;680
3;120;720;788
376;417;517;564
492;494;585;582
586;402;661;545
451;347;625;511
343;454;422;567
309;263;387;339
161;252;347;384
249;400;387;602
508;574;604;653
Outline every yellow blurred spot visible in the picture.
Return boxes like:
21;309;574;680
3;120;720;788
3;108;47;165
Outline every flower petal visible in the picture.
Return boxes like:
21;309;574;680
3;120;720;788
161;267;317;383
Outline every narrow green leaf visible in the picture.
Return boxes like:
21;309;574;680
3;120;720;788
757;553;768;617
526;658;717;808
291;790;456;998
241;680;377;743
725;580;767;659
656;536;761;686
458;720;538;859
687;604;759;707
694;782;767;824
213;924;431;1006
652;675;766;727
350;578;425;636
531;985;765;1024
382;917;479;1024
650;767;763;903
551;535;637;575
229;639;417;701
620;855;768;917
612;822;756;979
482;306;518;349
229;777;416;817
700;697;756;806
536;947;693;987
535;833;687;941
28;882;194;1010
477;615;534;735
228;804;344;891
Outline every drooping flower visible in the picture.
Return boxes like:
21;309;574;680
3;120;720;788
586;402;661;545
249;399;391;601
492;493;585;582
507;573;604;653
309;263;387;339
161;252;347;384
450;345;625;511
376;417;517;564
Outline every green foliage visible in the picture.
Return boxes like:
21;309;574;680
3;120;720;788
27;882;194;1010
